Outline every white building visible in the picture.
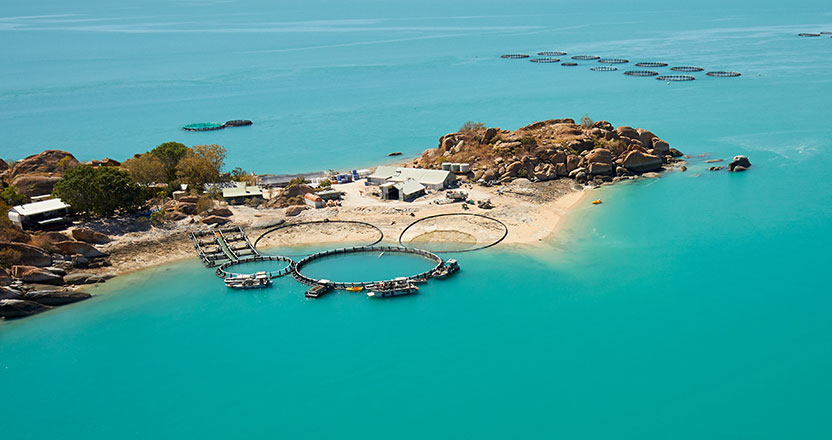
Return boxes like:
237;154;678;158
367;166;455;191
381;179;426;202
8;198;71;230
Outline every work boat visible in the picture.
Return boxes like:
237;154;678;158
225;272;271;289
367;277;419;298
431;259;460;279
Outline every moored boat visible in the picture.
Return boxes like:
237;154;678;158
431;259;460;279
367;277;419;298
225;271;271;289
306;280;334;298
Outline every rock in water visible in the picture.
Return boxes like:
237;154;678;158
0;299;51;319
729;155;751;171
22;290;92;306
622;150;663;172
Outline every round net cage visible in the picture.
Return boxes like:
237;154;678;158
571;55;600;60
635;62;668;67
624;70;659;77
530;57;561;63
590;66;618;71
598;58;629;64
656;75;696;81
538;51;567;56
670;66;704;72
798;33;821;37
561;62;579;66
501;54;530;59
821;32;832;35
183;122;225;131
706;71;741;77
398;214;508;253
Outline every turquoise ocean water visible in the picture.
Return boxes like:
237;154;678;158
2;1;832;438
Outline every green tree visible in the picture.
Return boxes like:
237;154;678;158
0;185;28;206
580;114;594;129
53;165;144;216
122;153;167;185
150;141;189;182
176;144;227;192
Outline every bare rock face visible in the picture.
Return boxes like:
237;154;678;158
166;211;188;221
615;126;639;140
586;148;612;165
0;242;52;267
651;138;670;155
22;290;91;306
63;272;103;285
588;162;612;176
729;155;751;171
0;158;8;172
11;174;62;197
20;267;65;285
622;150;663;173
205;207;233;218
636;129;658;148
54;241;107;259
178;195;199;204
9;150;79;178
0;299;51;319
285;206;307;217
566;155;581;173
1;286;23;300
505;161;523;178
176;202;198;215
201;215;229;225
0;268;11;286
71;228;111;244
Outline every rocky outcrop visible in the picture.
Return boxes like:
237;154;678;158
0;299;51;319
729;155;751;172
0;268;11;286
71;228;111;244
54;241;107;259
11;174;62;197
63;272;104;285
22;290;91;306
622;150;663;172
178;195;199;204
9;150;79;178
0;242;51;267
19;267;65;285
176;201;198;215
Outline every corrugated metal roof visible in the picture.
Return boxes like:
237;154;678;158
222;183;263;198
11;198;70;216
367;166;398;180
371;167;452;186
394;179;425;195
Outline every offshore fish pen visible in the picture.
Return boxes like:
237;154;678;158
530;57;560;63
598;58;629;64
706;71;742;77
670;66;704;72
798;33;821;37
624;70;659;77
501;54;530;59
538;51;567;56
657;75;696;81
590;66;618;71
561;62;578;66
183;122;224;132
571;55;600;60
215;255;294;280
635;62;668;67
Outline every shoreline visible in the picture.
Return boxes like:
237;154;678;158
85;179;589;284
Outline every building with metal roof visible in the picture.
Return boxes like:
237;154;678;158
8;198;71;230
367;166;455;190
381;179;426;202
222;182;264;205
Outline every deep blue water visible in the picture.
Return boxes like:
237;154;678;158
2;1;832;438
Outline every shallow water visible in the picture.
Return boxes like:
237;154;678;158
2;1;832;439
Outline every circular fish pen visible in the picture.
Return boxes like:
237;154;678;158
530;57;561;63
821;32;832;35
253;220;384;256
670;66;704;72
398;213;508;253
798;33;821;37
706;71;741;77
561;62;579;66
538;51;567;56
598;58;629;64
635;62;668;67
183;122;225;132
656;75;696;81
501;54;530;59
571;55;600;60
590;66;618;71
215;255;294;279
292;246;444;290
624;70;659;77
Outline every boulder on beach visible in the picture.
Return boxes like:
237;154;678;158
0;299;51;319
201;215;230;225
71;228;112;244
729;155;751;171
54;241;107;259
205;207;233;218
22;290;91;306
0;243;52;267
622;150;663;173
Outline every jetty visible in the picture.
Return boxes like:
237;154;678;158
190;225;259;267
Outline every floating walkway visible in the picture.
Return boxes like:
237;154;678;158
189;225;260;267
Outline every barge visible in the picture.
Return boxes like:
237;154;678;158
305;280;333;299
225;272;271;289
367;278;419;298
431;259;459;279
